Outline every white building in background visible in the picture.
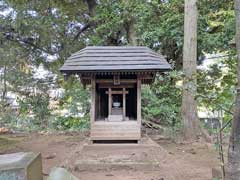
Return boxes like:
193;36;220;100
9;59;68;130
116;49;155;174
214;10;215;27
4;92;19;110
198;107;224;129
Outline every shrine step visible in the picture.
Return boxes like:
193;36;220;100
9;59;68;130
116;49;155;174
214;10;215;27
90;129;141;140
108;115;123;122
111;108;123;115
74;140;166;172
91;121;141;140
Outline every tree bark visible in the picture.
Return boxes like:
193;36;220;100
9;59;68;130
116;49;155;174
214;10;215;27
125;19;137;46
227;0;240;179
123;0;137;46
86;0;97;17
181;0;201;140
1;64;7;102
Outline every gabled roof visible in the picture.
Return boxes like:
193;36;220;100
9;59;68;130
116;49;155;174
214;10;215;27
60;46;171;73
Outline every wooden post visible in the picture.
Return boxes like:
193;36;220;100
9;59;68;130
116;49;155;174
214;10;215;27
137;76;141;125
90;75;96;124
123;88;126;120
98;93;101;119
108;88;112;116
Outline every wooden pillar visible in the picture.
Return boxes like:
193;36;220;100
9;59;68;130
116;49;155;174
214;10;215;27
90;75;96;124
123;88;126;120
98;94;101;119
108;88;112;116
137;76;141;125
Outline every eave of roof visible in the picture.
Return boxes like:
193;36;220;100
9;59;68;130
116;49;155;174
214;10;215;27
60;46;171;73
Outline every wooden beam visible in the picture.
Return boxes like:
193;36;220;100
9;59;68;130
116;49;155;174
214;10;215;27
98;84;134;89
108;88;112;116
81;77;91;80
138;74;153;79
96;79;136;83
106;90;129;95
90;75;96;124
137;75;142;126
123;88;126;120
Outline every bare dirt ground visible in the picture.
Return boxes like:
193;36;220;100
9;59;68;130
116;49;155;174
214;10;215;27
0;132;219;180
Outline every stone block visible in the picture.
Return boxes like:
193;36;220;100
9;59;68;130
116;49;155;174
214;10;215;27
0;152;42;180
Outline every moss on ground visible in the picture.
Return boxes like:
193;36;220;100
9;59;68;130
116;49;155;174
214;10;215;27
0;135;25;153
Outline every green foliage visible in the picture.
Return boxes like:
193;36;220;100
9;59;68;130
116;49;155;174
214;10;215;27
136;0;184;68
93;0;235;68
18;94;50;128
58;76;90;117
50;116;90;131
0;0;92;130
49;75;90;130
197;55;236;122
0;0;237;132
142;71;182;127
198;0;235;54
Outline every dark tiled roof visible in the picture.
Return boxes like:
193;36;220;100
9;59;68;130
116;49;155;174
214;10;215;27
60;46;171;73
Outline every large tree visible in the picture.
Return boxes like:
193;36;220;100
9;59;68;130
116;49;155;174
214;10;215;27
227;0;240;179
181;0;201;140
0;0;97;127
0;0;236;131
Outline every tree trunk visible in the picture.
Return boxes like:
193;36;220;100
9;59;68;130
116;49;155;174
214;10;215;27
227;0;240;179
86;0;97;16
125;19;137;46
181;0;201;140
1;64;7;102
123;0;137;46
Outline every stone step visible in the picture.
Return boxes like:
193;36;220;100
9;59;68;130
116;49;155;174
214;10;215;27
74;142;166;172
74;160;160;172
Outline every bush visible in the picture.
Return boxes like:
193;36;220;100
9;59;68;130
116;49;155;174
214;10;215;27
142;71;182;127
50;115;90;131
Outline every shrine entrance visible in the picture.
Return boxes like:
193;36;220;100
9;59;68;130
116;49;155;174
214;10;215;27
107;88;126;121
95;82;137;122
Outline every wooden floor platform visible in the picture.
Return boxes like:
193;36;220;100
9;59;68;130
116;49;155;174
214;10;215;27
90;121;141;141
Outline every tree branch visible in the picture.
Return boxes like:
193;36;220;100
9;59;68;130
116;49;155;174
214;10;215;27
72;22;92;43
2;30;63;55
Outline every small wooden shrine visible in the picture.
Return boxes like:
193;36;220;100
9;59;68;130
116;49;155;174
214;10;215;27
60;46;171;142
